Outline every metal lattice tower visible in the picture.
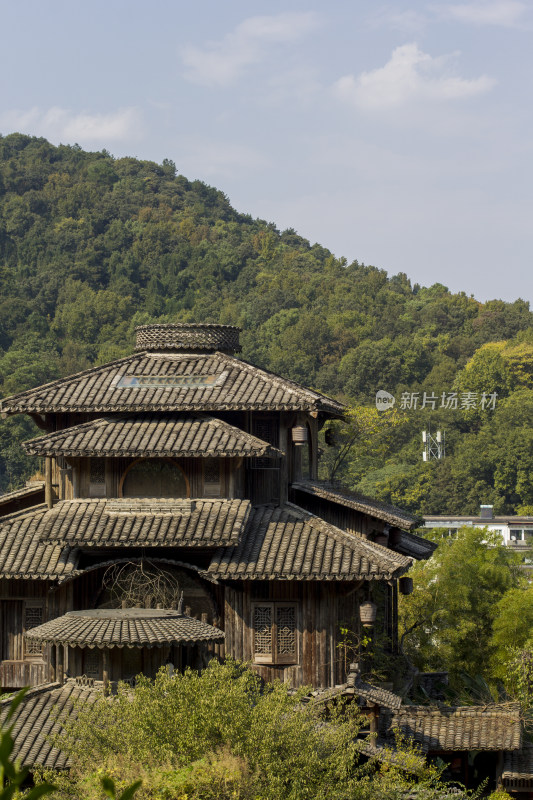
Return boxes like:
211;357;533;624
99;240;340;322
422;429;445;461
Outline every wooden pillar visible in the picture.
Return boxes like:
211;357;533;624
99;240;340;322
56;644;64;685
392;581;399;655
495;751;504;788
49;643;56;682
45;457;53;509
102;648;110;694
369;703;379;737
309;414;319;480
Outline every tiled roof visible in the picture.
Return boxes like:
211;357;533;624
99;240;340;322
356;739;427;773
353;678;402;711
1;681;97;769
30;498;251;548
26;608;224;648
23;414;283;459
503;744;533;789
290;481;420;530
0;351;344;416
381;704;522;752
389;529;437;560
0;481;45;510
0;506;78;580
207;503;412;581
424;515;533;524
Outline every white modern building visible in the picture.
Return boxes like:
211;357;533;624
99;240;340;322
423;505;533;548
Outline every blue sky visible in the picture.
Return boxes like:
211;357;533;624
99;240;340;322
1;0;531;303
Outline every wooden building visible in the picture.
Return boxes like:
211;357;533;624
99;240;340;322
1;323;531;792
0;323;431;692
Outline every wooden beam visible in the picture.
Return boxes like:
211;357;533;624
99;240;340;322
45;457;53;509
28;413;50;431
56;644;64;686
103;648;110;694
49;644;56;682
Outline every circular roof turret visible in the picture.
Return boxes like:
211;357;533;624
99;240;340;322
135;324;241;354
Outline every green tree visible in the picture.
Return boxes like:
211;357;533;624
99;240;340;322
49;659;468;800
399;526;521;687
491;585;533;679
320;405;404;484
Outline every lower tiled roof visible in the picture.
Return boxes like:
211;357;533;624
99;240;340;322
23;414;283;459
0;481;45;512
26;607;225;647
311;677;403;711
353;678;402;711
356;739;427;774
0;506;78;580
0;682;97;769
30;498;251;548
207;503;412;581
503;744;533;788
389;529;437;560
381;704;522;752
291;481;420;530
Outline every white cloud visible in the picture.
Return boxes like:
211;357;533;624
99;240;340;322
333;44;495;111
181;12;319;86
0;106;141;143
439;1;526;27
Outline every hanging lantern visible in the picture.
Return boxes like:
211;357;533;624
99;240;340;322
324;428;336;447
291;426;308;445
399;577;414;595
359;600;377;627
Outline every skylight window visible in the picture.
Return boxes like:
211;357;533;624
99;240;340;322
112;371;228;389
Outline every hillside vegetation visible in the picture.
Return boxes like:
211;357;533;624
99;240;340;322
0;132;532;515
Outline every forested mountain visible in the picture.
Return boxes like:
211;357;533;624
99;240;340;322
0;132;532;515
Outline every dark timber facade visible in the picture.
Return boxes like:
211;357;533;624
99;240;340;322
3;323;527;791
0;323;425;692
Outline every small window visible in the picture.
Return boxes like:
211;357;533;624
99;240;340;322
203;459;221;498
250;418;279;470
89;458;106;497
83;648;101;678
252;602;298;665
24;604;44;658
120;459;189;498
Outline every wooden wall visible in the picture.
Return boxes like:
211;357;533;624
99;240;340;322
0;579;51;689
221;580;364;689
62;456;245;501
289;490;386;538
0;570;397;691
49;409;321;508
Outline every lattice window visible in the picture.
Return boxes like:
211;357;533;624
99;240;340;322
89;458;106;497
252;602;298;665
203;458;221;498
90;459;105;483
276;606;297;657
253;605;273;660
24;605;43;657
83;648;101;678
